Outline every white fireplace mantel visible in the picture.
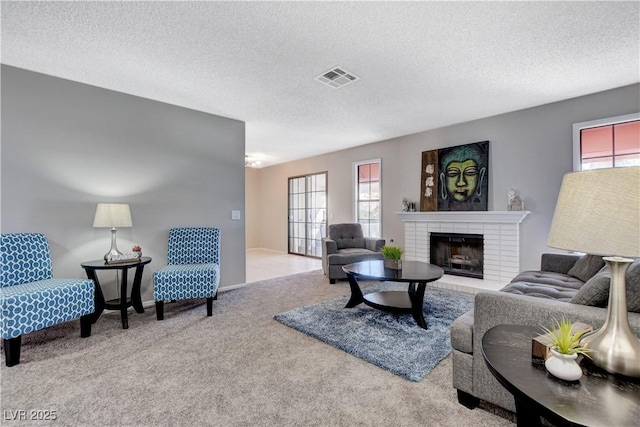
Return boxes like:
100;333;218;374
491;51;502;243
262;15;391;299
396;211;530;224
399;210;531;289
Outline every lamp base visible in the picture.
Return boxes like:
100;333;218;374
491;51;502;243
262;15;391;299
580;257;640;378
103;228;123;261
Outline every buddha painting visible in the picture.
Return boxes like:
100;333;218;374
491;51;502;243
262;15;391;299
437;141;489;211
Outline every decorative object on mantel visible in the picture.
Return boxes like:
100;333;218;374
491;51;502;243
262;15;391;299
421;141;489;212
539;317;592;381
401;198;417;212
547;166;640;378
381;245;404;270
507;188;524;211
420;150;439;211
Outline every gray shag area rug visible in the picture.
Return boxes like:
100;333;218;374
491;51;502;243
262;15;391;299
274;282;473;382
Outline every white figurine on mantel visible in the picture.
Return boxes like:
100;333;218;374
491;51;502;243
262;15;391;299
508;188;524;211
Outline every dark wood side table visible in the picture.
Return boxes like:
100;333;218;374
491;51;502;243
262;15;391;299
81;257;152;329
482;324;640;427
342;260;444;329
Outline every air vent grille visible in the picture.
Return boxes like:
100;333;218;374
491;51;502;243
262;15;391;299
315;67;360;89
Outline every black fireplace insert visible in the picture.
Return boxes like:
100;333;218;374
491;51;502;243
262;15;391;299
430;232;483;279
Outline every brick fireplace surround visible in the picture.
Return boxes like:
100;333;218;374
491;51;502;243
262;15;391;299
397;211;530;294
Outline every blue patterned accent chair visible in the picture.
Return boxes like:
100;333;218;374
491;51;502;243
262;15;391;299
0;233;95;367
153;227;221;320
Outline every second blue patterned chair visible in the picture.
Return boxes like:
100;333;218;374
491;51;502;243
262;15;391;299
0;233;95;367
153;227;221;320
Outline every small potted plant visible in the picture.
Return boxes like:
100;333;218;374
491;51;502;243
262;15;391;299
541;317;591;381
132;245;142;258
380;245;404;270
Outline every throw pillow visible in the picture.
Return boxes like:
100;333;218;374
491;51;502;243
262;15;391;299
570;266;610;307
625;259;640;313
567;254;606;282
571;259;640;313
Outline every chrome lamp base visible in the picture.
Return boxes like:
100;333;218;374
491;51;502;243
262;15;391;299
580;257;640;378
103;227;123;261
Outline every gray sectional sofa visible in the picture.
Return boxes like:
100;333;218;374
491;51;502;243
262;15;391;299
450;253;640;413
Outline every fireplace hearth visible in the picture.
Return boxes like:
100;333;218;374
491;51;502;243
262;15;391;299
430;232;483;279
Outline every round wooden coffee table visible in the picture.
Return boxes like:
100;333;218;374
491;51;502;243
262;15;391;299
342;260;444;329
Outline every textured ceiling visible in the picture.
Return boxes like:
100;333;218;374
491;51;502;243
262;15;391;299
2;1;639;167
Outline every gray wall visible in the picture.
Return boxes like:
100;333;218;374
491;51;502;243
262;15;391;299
1;65;246;302
245;167;260;249
248;83;640;272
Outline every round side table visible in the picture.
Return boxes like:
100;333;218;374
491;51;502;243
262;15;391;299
81;257;152;329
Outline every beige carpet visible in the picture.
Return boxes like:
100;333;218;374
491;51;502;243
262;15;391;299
0;270;514;426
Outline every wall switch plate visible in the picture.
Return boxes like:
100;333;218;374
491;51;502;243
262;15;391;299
231;210;241;220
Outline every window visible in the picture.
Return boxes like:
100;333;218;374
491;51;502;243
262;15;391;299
573;113;640;171
288;172;327;257
354;160;381;238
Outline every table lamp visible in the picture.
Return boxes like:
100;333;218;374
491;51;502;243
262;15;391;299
547;166;640;378
93;203;133;261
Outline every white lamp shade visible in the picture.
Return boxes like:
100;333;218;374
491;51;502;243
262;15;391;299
547;167;639;258
93;203;133;228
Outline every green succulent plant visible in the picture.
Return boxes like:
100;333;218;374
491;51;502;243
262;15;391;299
380;245;404;260
541;317;592;357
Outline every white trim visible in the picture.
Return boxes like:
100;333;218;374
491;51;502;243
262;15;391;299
572;112;640;171
396;210;530;224
353;158;382;237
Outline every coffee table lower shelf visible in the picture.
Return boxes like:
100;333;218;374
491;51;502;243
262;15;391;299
363;291;412;312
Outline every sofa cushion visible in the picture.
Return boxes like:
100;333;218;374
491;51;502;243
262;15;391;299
329;224;365;250
327;249;384;266
450;310;474;354
0;278;95;339
571;259;640;313
567;254;606;282
509;270;585;290
500;281;579;302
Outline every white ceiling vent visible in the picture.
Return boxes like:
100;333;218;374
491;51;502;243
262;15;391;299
315;67;360;89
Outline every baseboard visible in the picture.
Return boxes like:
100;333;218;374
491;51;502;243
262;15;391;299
247;247;287;254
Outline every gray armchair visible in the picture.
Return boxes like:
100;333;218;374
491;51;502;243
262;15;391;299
322;223;385;284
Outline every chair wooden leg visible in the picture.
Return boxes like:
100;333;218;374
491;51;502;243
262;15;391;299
155;301;164;320
80;315;92;337
3;336;22;367
206;297;213;316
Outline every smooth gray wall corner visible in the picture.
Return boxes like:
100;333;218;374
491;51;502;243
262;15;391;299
1;65;246;302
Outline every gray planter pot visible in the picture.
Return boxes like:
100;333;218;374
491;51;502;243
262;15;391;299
383;259;402;270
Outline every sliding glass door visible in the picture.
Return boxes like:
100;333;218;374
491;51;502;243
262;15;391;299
288;172;327;257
